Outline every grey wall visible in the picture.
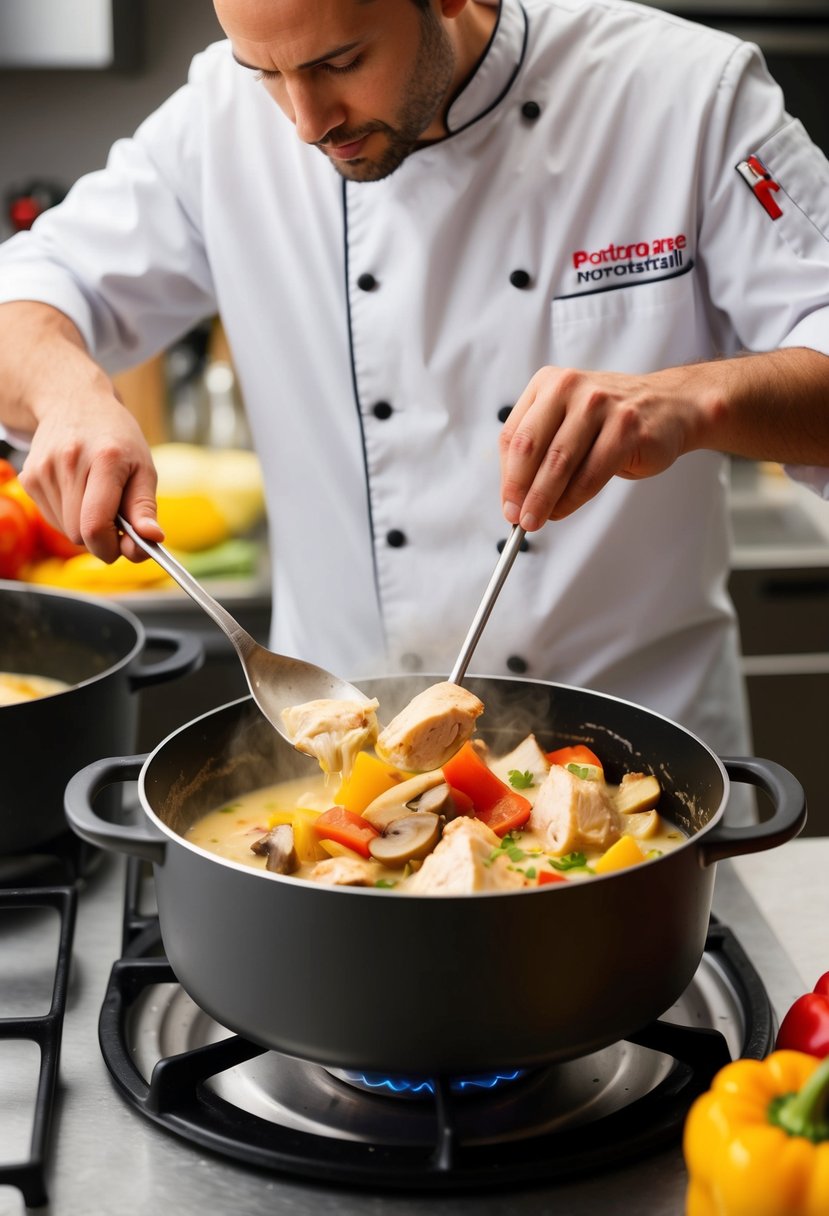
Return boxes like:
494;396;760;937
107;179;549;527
0;0;223;236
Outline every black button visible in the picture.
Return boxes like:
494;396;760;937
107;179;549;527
497;536;530;554
386;529;407;548
497;404;513;423
400;652;422;672
357;273;378;291
509;269;531;289
372;401;393;420
507;655;528;674
521;101;541;120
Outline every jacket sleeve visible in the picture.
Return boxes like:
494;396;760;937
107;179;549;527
0;47;219;375
695;39;829;495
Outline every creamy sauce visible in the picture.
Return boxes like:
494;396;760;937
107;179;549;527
187;766;686;891
0;671;71;707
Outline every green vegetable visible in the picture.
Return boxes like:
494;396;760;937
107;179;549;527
375;878;397;889
549;851;589;871
508;769;535;789
565;762;603;781
177;538;260;580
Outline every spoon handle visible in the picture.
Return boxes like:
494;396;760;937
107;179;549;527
448;524;526;686
116;514;258;658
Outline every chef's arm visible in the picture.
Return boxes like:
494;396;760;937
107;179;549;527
0;300;163;562
499;346;829;530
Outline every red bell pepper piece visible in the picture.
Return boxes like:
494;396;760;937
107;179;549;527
442;741;531;837
546;744;603;770
775;972;829;1058
538;870;566;886
312;807;379;858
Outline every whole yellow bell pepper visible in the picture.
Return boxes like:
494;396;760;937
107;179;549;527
683;1050;829;1215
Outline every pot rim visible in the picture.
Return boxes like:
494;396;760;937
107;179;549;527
135;674;731;898
0;578;146;707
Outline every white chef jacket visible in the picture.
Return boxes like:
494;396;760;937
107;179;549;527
2;0;829;767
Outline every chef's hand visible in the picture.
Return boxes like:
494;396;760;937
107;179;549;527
0;301;163;563
499;363;692;529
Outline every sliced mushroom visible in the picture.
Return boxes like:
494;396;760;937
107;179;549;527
251;823;300;874
369;811;443;868
612;773;661;815
416;782;470;822
362;770;445;829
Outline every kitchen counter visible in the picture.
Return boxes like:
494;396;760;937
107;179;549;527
729;459;829;570
1;836;826;1216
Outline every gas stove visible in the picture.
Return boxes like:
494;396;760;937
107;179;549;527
0;839;814;1216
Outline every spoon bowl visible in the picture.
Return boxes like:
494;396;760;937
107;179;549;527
115;515;370;744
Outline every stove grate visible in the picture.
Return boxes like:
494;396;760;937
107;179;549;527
0;885;77;1208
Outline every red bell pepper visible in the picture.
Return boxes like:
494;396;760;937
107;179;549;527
546;744;603;770
312;807;379;858
775;972;829;1058
538;870;566;886
442;741;531;836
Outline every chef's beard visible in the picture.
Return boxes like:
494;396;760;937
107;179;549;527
318;9;455;182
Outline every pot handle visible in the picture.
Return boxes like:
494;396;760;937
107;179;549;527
699;756;807;866
64;755;167;865
128;627;204;691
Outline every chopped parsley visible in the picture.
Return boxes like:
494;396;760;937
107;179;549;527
548;851;590;872
565;762;603;781
508;769;535;789
218;803;241;814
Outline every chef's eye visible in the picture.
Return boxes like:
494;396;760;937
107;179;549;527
254;67;280;82
317;55;363;75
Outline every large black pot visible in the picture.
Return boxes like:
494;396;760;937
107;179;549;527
65;674;805;1074
0;580;202;852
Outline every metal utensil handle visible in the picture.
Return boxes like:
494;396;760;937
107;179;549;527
116;513;258;659
449;525;526;685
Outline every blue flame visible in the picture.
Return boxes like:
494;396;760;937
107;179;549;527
351;1069;524;1097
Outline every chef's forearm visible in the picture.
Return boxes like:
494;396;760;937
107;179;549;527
686;346;829;465
0;300;109;434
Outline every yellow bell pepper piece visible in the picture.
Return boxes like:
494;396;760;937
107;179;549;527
267;807;325;863
683;1050;829;1216
25;553;172;593
318;838;363;861
593;834;645;874
335;751;408;814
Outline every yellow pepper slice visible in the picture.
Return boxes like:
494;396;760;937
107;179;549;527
267;807;326;863
335;751;409;814
593;834;645;874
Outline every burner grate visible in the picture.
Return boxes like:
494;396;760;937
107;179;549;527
95;860;775;1192
0;885;77;1208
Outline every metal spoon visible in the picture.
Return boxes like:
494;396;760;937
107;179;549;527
115;514;371;742
448;524;526;685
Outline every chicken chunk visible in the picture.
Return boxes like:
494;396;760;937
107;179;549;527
489;733;551;788
310;856;376;886
530;765;622;856
406;816;526;895
281;697;379;778
376;682;484;772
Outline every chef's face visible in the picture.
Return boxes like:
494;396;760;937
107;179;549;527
213;0;457;182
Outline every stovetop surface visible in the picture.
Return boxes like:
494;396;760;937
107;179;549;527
0;854;810;1216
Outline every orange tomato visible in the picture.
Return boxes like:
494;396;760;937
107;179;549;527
0;496;37;577
0;476;85;559
0;458;17;486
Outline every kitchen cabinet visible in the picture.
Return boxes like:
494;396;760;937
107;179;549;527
729;462;829;837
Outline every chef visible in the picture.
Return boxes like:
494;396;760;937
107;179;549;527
1;0;828;809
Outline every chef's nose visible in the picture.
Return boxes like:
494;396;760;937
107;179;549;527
283;78;346;146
